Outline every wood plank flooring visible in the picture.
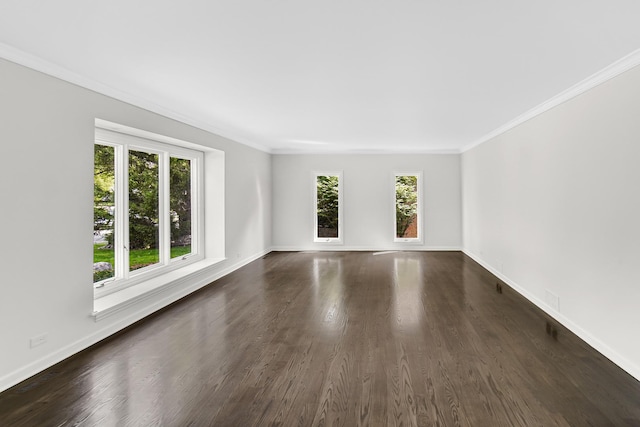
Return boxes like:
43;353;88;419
1;251;639;426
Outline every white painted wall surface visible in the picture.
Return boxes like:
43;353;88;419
0;58;271;391
272;154;462;250
462;64;640;380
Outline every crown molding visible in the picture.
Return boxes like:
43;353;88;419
272;147;460;155
462;48;640;153
0;42;272;153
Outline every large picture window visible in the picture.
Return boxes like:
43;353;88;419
314;172;343;243
394;172;422;243
93;127;203;293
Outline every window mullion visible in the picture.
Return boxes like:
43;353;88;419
117;145;129;279
160;152;170;265
190;156;200;255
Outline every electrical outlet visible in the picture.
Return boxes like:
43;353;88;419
545;290;560;311
30;333;48;348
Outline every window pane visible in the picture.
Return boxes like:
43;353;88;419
129;150;159;271
395;175;418;238
317;175;339;239
170;157;192;259
94;145;115;283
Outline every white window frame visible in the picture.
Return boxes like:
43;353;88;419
393;171;423;244
313;171;343;244
94;127;205;297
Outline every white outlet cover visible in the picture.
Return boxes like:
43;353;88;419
30;333;48;348
545;290;560;311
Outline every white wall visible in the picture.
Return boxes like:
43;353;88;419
0;58;271;392
462;64;640;380
272;154;461;250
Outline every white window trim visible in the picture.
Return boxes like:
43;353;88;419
393;171;423;244
94;125;205;298
313;171;344;244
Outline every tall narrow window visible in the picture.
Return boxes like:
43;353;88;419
94;126;203;294
314;172;343;243
394;173;422;242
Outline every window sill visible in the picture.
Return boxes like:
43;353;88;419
393;238;424;244
93;257;225;321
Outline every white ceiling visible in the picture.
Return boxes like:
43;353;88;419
1;1;640;153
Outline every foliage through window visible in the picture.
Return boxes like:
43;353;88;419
170;158;192;258
94;145;116;282
395;174;421;241
314;173;342;243
128;150;160;270
93;128;202;290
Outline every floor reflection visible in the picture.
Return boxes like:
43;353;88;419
392;254;424;331
312;255;346;334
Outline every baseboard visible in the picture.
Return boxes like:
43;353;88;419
271;246;462;252
462;248;640;382
0;248;272;393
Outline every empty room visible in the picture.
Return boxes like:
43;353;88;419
1;1;640;425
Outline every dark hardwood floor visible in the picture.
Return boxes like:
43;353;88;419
1;251;639;426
